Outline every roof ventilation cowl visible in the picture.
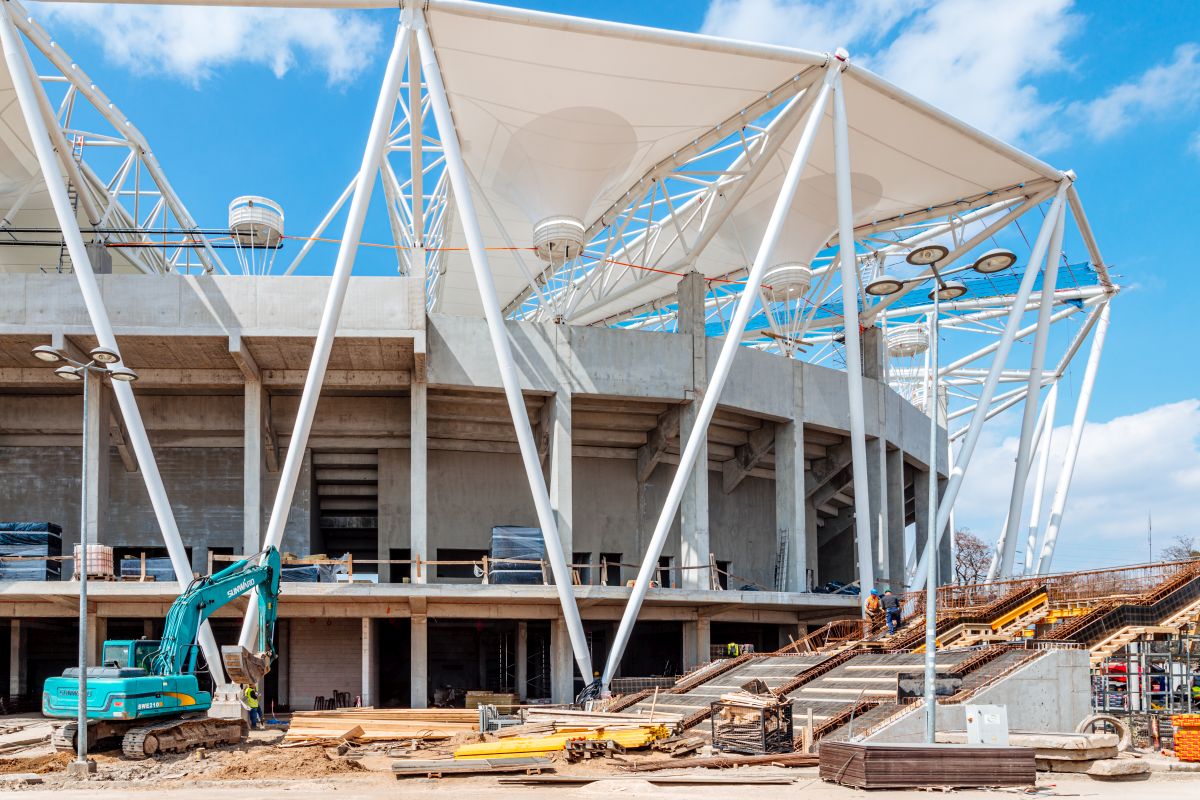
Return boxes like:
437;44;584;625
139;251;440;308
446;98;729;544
532;215;586;265
761;263;813;302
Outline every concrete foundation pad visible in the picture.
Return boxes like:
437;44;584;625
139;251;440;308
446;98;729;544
65;759;97;778
1035;757;1150;777
0;773;43;785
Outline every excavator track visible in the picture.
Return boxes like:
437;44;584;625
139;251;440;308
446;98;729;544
122;715;247;760
51;721;80;752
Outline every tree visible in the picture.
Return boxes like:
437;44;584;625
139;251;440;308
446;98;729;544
954;528;991;585
1161;535;1199;562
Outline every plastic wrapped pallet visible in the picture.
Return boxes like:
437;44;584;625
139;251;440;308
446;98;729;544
0;528;63;580
490;526;544;585
282;565;319;582
118;557;176;582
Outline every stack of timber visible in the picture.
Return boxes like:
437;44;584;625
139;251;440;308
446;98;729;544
819;742;1036;788
523;707;682;729
464;691;519;711
284;708;479;746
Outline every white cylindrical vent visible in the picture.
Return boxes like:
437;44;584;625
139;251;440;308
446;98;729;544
229;196;284;248
761;263;813;302
532;215;586;264
887;324;930;358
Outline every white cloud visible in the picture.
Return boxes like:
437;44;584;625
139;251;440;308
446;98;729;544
956;399;1200;572
39;4;383;85
701;0;1077;143
1070;43;1200;140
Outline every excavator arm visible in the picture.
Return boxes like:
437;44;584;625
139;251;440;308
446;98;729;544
150;547;281;683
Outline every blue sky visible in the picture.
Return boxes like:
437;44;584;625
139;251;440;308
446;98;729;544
27;0;1200;570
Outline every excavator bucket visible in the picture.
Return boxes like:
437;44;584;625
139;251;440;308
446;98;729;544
221;645;270;685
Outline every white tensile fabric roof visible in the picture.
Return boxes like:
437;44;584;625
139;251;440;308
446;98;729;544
425;1;1063;320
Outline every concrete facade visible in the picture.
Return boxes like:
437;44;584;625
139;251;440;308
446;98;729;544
0;273;948;707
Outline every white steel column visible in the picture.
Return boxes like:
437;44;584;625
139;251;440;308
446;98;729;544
994;204;1065;578
1023;383;1058;575
599;64;837;690
988;377;1055;580
831;64;875;607
414;11;593;683
0;6;225;680
240;23;411;648
910;184;1068;591
1037;301;1111;574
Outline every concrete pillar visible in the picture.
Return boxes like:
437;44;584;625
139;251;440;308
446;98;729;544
243;378;264;554
677;272;709;589
410;381;427;584
696;617;710;665
861;326;886;382
866;436;889;586
776;363;809;592
88;612;105;664
361;618;376;707
277;620;290;708
142;619;154;639
189;547;205;577
885;449;907;590
550;617;574;703
682;621;697;671
9;620;26;698
515;621;528;701
938;476;953;587
410;614;428;708
805;498;819;590
83;373;110;544
549;387;572;561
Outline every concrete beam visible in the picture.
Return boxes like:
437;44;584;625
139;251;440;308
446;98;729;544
806;440;853;498
635;405;680;484
107;410;138;473
722;420;775;494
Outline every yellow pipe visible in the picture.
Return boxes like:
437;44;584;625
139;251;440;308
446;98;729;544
991;592;1048;630
454;725;670;760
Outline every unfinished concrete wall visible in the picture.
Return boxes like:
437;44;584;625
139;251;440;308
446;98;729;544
287;617;363;710
572;457;639;565
427;450;536;553
868;649;1093;742
0;445;310;574
709;475;776;589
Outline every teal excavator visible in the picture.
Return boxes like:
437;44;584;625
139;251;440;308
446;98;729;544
42;547;281;759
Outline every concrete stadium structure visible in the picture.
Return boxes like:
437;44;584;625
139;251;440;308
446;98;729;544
0;272;947;707
0;0;1114;711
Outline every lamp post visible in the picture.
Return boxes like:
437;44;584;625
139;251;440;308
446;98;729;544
30;344;138;777
865;243;1012;743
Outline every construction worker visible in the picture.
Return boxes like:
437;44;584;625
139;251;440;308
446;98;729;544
726;642;740;657
866;588;882;617
243;684;263;730
882;589;902;635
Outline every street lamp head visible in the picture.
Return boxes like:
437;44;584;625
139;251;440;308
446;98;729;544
31;344;63;363
971;247;1017;274
905;243;949;266
865;274;906;296
929;280;968;302
89;346;121;364
106;364;139;383
54;365;83;381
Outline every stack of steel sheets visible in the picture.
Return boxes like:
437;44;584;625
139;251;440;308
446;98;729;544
819;741;1036;788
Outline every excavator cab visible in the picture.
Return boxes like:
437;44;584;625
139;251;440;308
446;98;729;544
101;639;159;671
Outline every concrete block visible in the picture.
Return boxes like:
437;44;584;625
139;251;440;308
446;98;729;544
0;773;43;785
